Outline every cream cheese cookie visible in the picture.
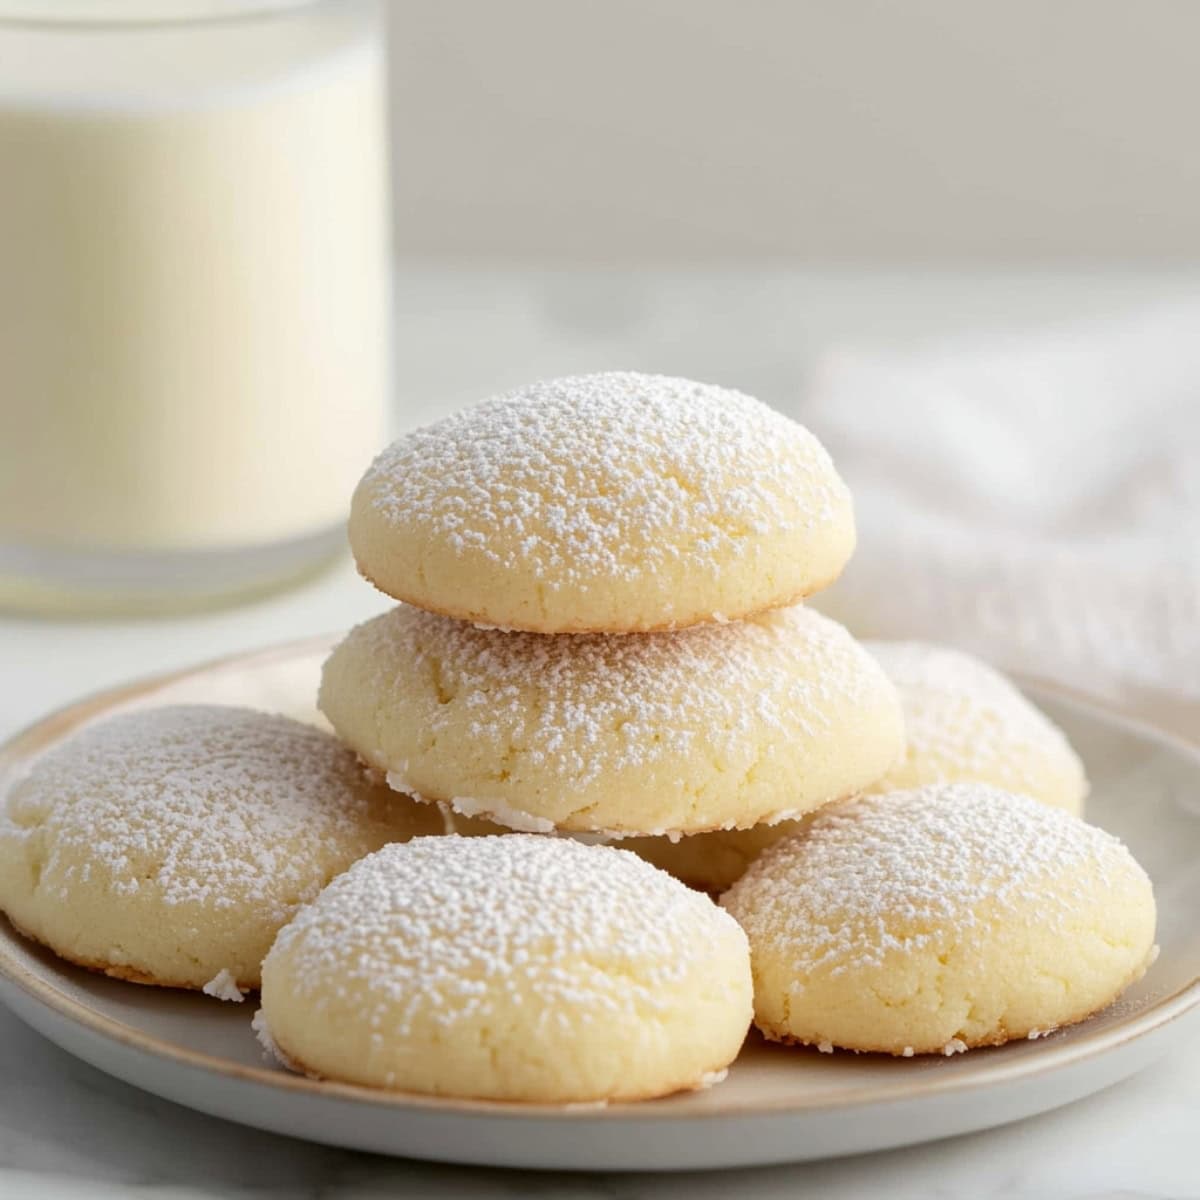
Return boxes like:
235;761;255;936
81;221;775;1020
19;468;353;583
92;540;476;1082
624;640;1086;892
0;705;443;992
862;640;1087;811
257;835;752;1102
721;783;1156;1056
349;372;855;633
319;602;905;837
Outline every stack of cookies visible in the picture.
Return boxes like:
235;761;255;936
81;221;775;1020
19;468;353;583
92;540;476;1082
321;371;905;847
0;371;1158;1108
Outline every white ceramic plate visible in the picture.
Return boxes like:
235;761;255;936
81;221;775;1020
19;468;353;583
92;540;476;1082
0;638;1197;1172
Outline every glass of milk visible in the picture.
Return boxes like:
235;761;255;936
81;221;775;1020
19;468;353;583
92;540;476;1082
0;1;390;613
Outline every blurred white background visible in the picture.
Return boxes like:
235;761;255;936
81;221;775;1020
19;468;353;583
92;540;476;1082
387;0;1200;262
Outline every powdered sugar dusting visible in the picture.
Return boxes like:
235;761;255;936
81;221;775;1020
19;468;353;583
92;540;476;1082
2;705;398;919
865;640;1086;801
357;371;848;585
724;783;1145;977
330;603;889;795
252;1008;298;1070
423;789;555;834
266;835;748;1038
202;968;246;1003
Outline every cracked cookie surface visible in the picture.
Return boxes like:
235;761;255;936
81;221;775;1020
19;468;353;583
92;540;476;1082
258;835;752;1101
721;783;1156;1055
348;371;855;633
0;705;442;991
319;602;904;836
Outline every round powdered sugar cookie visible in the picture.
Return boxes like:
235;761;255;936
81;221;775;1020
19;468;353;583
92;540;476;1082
721;784;1156;1056
257;835;752;1102
0;705;446;992
861;640;1087;811
349;372;855;633
318;602;904;836
624;640;1086;892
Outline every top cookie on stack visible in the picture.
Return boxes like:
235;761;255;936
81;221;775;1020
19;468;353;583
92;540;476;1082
349;371;855;633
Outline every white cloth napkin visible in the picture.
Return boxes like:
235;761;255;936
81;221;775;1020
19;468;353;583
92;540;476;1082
800;303;1200;715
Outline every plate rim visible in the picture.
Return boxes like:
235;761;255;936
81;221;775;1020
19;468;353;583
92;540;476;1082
1;637;1197;1124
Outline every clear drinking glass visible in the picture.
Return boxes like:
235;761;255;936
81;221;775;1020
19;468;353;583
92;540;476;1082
0;0;390;613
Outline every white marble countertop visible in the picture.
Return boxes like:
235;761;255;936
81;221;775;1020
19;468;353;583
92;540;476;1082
2;268;1198;1198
